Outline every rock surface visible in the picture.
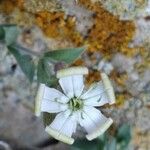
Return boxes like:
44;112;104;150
0;0;150;149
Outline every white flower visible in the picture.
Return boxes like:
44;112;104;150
35;67;115;145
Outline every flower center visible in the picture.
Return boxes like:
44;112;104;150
68;97;83;111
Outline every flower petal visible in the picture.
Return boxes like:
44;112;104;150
41;99;68;113
73;75;84;97
81;73;115;106
43;86;69;103
81;82;110;106
57;66;88;78
59;76;74;98
45;110;77;144
35;84;45;117
101;73;115;104
35;84;69;116
59;75;84;98
81;82;104;99
79;106;113;140
45;126;74;145
86;118;113;141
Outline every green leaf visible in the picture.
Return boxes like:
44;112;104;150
97;134;107;150
71;148;80;150
37;59;49;83
3;25;20;45
72;139;99;150
7;45;35;82
37;58;57;86
117;124;131;142
42;112;55;127
0;24;16;27
0;27;5;40
117;124;131;150
105;137;117;150
44;47;85;64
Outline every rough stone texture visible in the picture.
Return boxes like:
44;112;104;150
43;143;70;150
99;0;150;20
0;55;50;147
57;0;94;36
111;53;135;74
133;18;150;47
0;0;150;149
24;0;61;13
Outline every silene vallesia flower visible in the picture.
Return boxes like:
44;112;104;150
35;66;115;145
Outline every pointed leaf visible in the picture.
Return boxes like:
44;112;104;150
0;27;5;40
37;58;57;86
43;112;56;127
117;124;131;150
44;47;85;64
117;124;131;142
105;137;117;150
72;139;99;150
3;25;20;45
97;134;107;150
7;45;35;82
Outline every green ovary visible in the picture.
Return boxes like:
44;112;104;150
69;97;84;111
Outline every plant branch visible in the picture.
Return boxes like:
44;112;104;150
11;43;42;57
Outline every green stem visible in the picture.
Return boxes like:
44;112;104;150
11;43;42;57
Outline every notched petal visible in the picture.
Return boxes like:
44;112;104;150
59;74;85;98
79;106;113;141
41;99;68;113
101;73;115;104
45;126;74;145
86;118;113;141
43;86;69;103
81;82;110;106
47;110;77;144
73;75;84;97
35;84;69;115
59;76;74;98
56;66;88;78
35;84;45;117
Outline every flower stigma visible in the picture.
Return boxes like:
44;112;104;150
68;97;84;111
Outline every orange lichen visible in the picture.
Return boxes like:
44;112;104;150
34;0;136;57
115;94;126;107
0;0;137;98
79;0;135;56
0;0;24;14
85;70;101;85
133;128;150;149
35;12;64;38
36;0;137;90
73;59;85;66
35;11;84;45
111;71;128;87
16;0;24;10
0;0;136;57
0;0;15;14
136;47;150;73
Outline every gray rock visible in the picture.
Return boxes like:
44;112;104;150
98;59;114;75
57;0;94;36
136;107;150;132
112;53;135;73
